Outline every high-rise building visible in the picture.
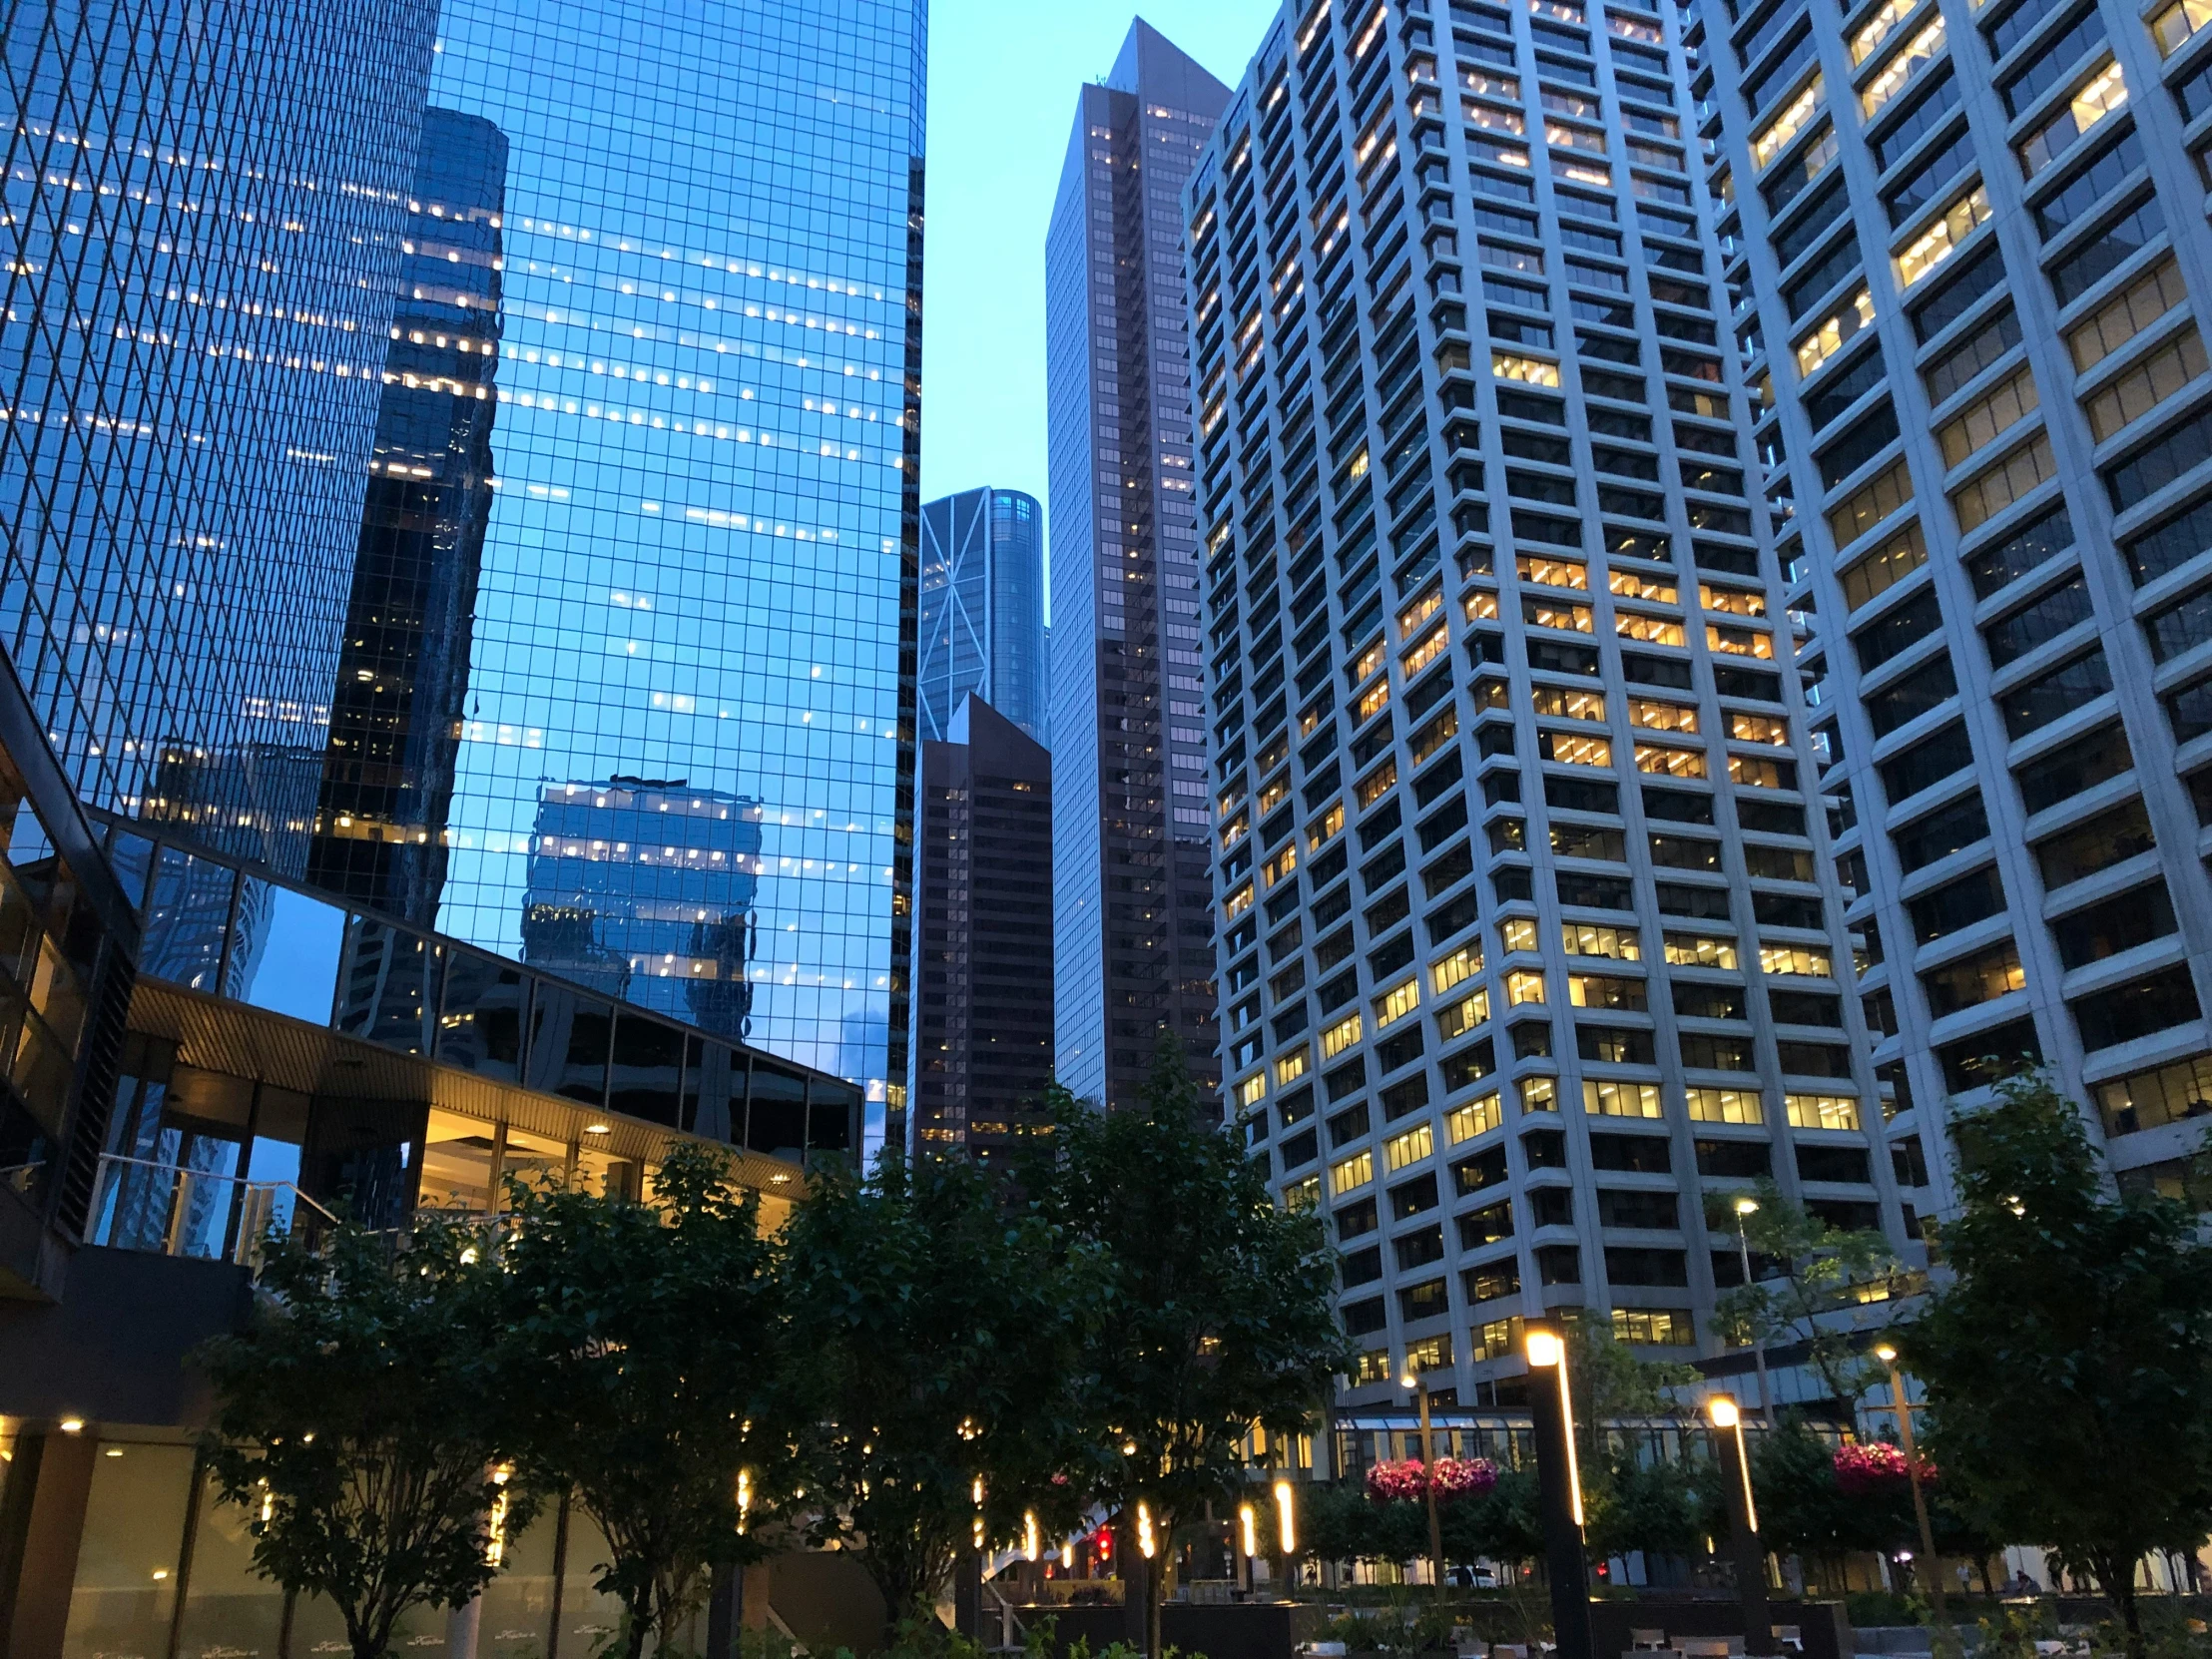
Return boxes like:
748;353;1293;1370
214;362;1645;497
918;487;1048;744
410;0;925;1136
310;107;508;927
1697;0;2212;1210
907;695;1055;1163
1045;21;1230;1112
1;0;440;854
1191;0;1908;1406
520;778;765;1037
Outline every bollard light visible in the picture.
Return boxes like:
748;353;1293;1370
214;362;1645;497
1137;1501;1157;1558
1240;1500;1258;1558
1026;1510;1041;1562
1274;1478;1297;1554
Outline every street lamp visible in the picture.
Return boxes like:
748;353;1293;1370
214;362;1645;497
1706;1395;1774;1656
1733;1198;1775;1422
1874;1345;1950;1651
1524;1325;1593;1659
1402;1360;1447;1599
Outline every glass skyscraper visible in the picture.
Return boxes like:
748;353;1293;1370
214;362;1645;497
412;0;926;1126
2;0;442;858
917;486;1048;744
310;106;508;929
1045;21;1230;1112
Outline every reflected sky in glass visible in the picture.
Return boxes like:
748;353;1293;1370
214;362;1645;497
421;0;924;1116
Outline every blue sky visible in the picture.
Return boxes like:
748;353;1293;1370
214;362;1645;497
918;1;1284;534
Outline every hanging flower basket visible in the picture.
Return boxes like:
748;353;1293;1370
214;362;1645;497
1833;1440;1936;1493
1364;1456;1499;1502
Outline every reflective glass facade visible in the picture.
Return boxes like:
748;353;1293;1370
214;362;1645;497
917;487;1047;744
1;0;440;858
1045;22;1229;1111
422;0;926;1129
1193;0;1908;1402
309;107;508;929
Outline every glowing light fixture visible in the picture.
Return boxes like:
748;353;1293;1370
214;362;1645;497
1706;1395;1759;1534
1137;1501;1157;1558
57;1417;85;1435
1524;1330;1584;1528
1025;1510;1041;1562
1239;1501;1259;1558
1274;1478;1298;1554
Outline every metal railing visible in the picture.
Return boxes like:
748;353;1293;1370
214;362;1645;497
88;1153;337;1272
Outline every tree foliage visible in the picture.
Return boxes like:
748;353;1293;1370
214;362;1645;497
497;1142;786;1659
1906;1074;2212;1659
779;1149;1095;1629
1023;1037;1351;1655
1708;1182;1904;1410
198;1215;526;1659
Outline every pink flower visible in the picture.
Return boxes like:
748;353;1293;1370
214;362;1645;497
1364;1456;1499;1502
1834;1441;1936;1493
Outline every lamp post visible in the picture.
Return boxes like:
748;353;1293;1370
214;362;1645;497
1524;1324;1594;1659
1733;1198;1775;1422
1874;1345;1950;1651
1402;1360;1447;1600
1707;1395;1775;1656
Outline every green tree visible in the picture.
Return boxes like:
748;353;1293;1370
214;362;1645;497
1554;1312;1715;1566
1024;1038;1351;1655
1747;1415;1858;1574
498;1142;786;1659
1709;1183;1904;1410
198;1215;527;1659
1905;1074;2212;1659
779;1149;1095;1633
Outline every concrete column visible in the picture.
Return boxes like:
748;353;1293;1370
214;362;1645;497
0;1425;100;1659
445;1596;481;1659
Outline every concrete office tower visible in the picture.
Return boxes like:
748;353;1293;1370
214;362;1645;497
1191;0;1907;1407
0;0;439;854
918;487;1049;743
417;0;925;1136
1046;21;1231;1112
310;108;508;927
1698;0;2212;1210
907;696;1056;1163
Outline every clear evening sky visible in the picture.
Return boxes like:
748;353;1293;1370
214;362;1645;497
919;1;1285;584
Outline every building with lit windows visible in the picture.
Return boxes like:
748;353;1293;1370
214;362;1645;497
907;696;1056;1162
918;487;1049;744
309;108;508;929
0;0;441;855
521;778;766;1038
418;0;926;1138
1696;0;2212;1210
1190;0;1911;1409
1046;21;1231;1113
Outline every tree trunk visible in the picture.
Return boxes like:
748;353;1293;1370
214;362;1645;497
623;1601;653;1659
2111;1568;2144;1659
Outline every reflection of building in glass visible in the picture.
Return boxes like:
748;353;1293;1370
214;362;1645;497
907;698;1055;1167
0;0;439;840
521;780;764;1038
310;108;509;927
918;488;1048;744
1045;22;1228;1112
420;0;925;1126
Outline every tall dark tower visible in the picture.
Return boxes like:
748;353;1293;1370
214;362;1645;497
1045;22;1231;1112
310;108;507;926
